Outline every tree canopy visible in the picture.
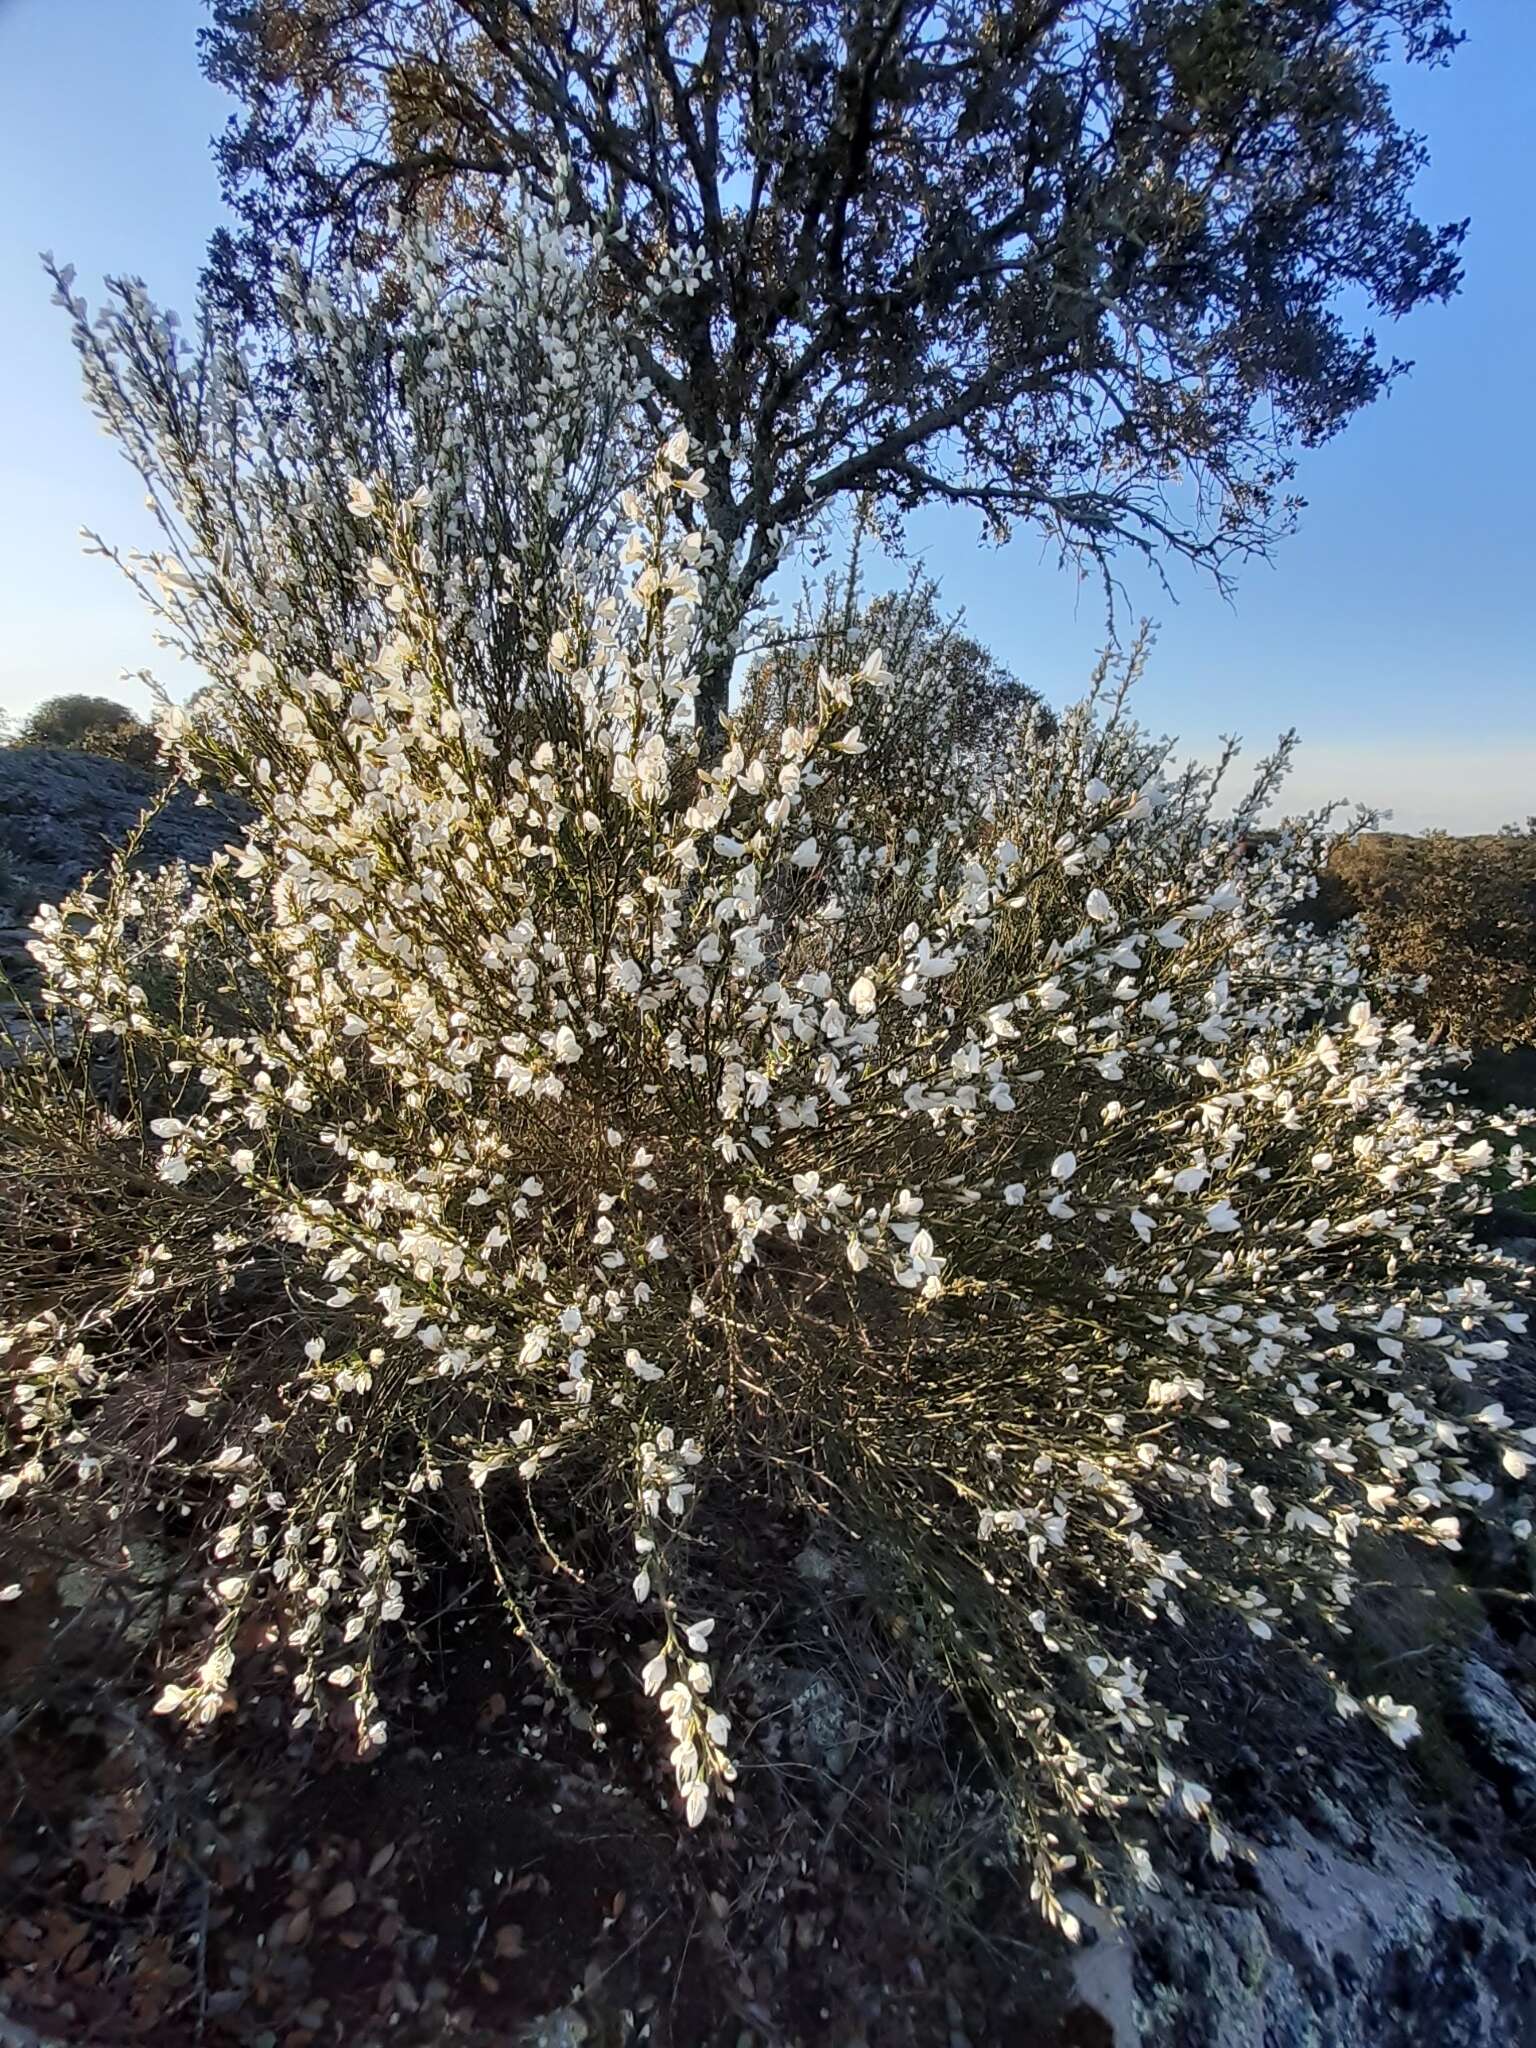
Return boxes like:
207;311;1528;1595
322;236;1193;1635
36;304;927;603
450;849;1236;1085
205;0;1465;692
14;694;158;766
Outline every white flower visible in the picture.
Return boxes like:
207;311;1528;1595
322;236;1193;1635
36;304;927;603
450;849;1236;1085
30;249;1533;1906
641;1652;669;1697
1369;1694;1421;1748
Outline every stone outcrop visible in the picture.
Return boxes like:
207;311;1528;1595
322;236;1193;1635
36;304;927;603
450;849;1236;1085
0;746;241;925
1069;1652;1536;2047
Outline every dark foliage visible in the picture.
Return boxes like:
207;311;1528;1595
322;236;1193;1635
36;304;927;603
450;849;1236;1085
742;568;1058;841
13;695;159;769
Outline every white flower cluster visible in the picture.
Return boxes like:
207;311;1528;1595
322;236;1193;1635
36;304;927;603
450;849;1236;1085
633;1427;734;1822
4;415;1532;1921
48;200;642;756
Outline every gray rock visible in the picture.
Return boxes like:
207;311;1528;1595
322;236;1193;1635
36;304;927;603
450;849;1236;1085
0;1006;72;1068
748;1656;862;1779
796;1543;840;1586
0;746;245;920
1458;1658;1536;1814
516;2009;589;2047
55;1538;168;1652
1070;1812;1536;2048
788;1669;857;1777
794;1538;868;1595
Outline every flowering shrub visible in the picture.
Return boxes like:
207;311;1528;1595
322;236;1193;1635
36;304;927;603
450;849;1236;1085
3;416;1534;1932
741;569;1058;855
46;206;640;755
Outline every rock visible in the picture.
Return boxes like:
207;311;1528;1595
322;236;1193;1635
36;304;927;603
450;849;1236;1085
0;929;42;1000
55;1538;169;1653
1458;1658;1536;1814
0;747;245;919
747;1656;861;1778
793;1538;867;1595
0;1006;72;1068
796;1544;839;1586
1070;1812;1536;2047
516;2009;589;2047
785;1669;859;1778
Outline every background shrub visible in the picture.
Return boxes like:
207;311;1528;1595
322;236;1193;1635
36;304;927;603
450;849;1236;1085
1325;828;1536;1051
741;569;1058;849
13;694;160;769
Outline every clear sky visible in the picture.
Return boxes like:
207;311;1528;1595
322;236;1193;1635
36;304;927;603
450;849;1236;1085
0;0;1531;830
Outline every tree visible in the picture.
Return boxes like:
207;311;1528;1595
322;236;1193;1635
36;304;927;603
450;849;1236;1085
15;693;159;767
203;0;1466;726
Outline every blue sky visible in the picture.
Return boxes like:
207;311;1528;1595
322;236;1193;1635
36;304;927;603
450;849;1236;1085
0;0;1531;829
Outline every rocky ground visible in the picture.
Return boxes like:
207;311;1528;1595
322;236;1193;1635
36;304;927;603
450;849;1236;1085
0;747;241;922
0;745;244;1057
5;1511;1536;2048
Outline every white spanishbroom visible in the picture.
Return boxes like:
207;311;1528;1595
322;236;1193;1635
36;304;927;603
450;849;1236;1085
2;332;1531;1933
